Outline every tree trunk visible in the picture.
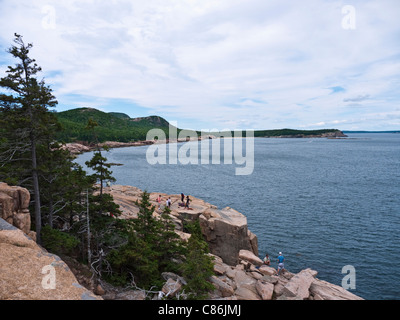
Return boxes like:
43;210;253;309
48;195;54;228
87;189;91;266
30;136;42;244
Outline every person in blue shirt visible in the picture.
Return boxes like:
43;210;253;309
276;252;285;276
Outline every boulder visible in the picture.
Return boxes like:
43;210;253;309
309;279;363;300
199;207;258;265
259;265;277;276
210;276;235;297
232;269;261;300
114;290;146;300
210;255;232;276
0;182;31;234
162;278;182;298
281;268;317;300
61;143;91;154
234;287;261;300
260;274;279;285
256;280;274;300
239;249;263;266
0;218;102;300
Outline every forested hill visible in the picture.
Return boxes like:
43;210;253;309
54;107;346;143
54;108;172;143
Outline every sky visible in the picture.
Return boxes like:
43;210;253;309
0;0;399;131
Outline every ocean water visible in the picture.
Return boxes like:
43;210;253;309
75;133;400;300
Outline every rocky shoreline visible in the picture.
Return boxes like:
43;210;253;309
267;131;348;139
0;183;363;300
61;135;217;155
61;130;347;155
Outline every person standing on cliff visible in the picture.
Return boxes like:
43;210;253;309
166;197;171;209
157;195;162;211
276;252;285;276
185;195;190;209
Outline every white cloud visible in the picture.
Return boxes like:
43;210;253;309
0;0;399;130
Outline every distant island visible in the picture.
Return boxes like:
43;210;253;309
343;130;400;134
54;108;347;146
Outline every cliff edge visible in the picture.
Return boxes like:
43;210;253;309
0;183;102;300
0;183;363;300
106;185;363;300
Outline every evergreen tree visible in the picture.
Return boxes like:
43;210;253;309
0;34;58;244
181;221;215;299
37;140;76;228
159;206;186;273
84;118;116;200
107;192;187;289
85;150;116;200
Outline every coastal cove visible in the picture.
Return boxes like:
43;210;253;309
75;133;400;300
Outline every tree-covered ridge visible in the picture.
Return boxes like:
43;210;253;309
54;107;172;143
0;34;216;298
54;107;344;144
253;128;342;137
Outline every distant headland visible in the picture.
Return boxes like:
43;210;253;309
55;107;347;153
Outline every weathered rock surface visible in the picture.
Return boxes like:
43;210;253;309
210;276;235;297
0;182;364;300
0;218;102;300
104;185;363;300
206;253;363;301
309;279;364;300
60;142;91;154
239;249;263;266
281;268;317;299
0;182;32;236
199;207;258;265
106;185;258;265
256;279;274;300
161;278;183;298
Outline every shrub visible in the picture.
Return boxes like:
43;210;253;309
41;225;80;256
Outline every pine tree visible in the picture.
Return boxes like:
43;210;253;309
85;150;116;200
181;221;215;299
107;192;187;289
159;206;186;273
0;34;58;244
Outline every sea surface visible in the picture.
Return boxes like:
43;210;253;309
75;133;400;300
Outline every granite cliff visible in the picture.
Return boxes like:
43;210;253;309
0;183;363;300
105;185;363;300
0;183;102;300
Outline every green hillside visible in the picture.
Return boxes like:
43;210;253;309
55;108;171;143
252;128;341;137
54;107;344;143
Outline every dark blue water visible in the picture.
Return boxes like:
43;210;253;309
76;133;400;300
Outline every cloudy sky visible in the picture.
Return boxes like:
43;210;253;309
0;0;399;131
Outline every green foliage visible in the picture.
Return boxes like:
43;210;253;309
0;35;216;299
0;33;58;244
54;108;171;143
107;192;186;290
252;128;340;137
85;151;115;185
181;221;215;299
41;225;80;256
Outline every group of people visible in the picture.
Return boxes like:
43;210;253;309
180;193;191;209
263;252;285;276
156;193;191;211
